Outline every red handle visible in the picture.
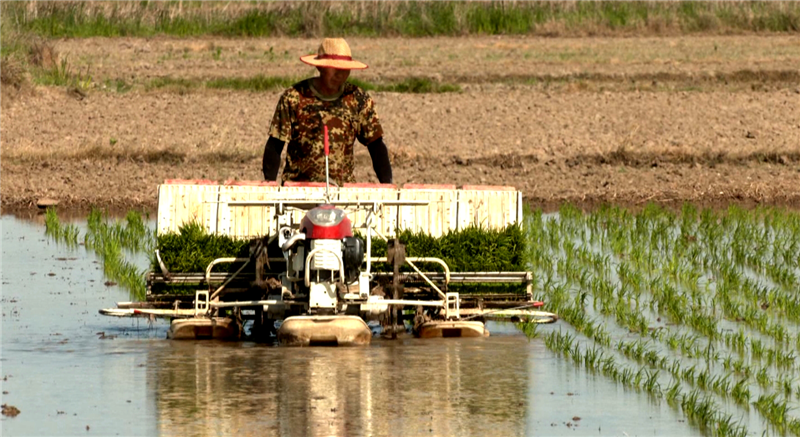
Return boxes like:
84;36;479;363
324;125;329;156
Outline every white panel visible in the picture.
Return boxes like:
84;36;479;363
156;182;524;241
279;184;333;225
156;182;219;236
338;184;399;238
457;186;519;230
398;185;457;237
217;183;281;238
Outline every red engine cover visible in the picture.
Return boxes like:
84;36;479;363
301;205;353;239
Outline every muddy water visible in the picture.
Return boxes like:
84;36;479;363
1;215;695;436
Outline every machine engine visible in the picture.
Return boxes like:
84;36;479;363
281;204;366;314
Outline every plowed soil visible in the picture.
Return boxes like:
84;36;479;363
2;35;800;213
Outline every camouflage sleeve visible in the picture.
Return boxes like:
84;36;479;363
268;89;295;143
357;91;384;146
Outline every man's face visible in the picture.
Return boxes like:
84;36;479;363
318;67;350;91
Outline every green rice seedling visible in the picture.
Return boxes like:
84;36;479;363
731;379;751;406
43;208;61;237
789;419;800;436
702;342;719;364
753;392;792;431
583;345;602;370
601;356;619;381
679;333;700;357
643;369;661;396
777;350;796;370
756;367;772;388
751;337;765;360
724;329;748;354
82;210;155;299
666;379;682;404
570;341;583;365
682;365;697;385
531;204;800;435
370;224;526;274
714;415;748;437
86;208;154;254
44;207;150;299
44;207;80;247
153;221;250;274
780;376;794;397
545;330;576;355
516;320;539;340
643;349;664;369
686;312;718;341
766;322;791;346
619;367;634;387
696;368;711;390
632;368;647;390
680;389;712;430
731;359;753;379
710;374;732;396
669;359;683;379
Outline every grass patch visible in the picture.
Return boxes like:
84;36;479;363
1;28;92;91
104;78;132;93
145;75;461;94
205;75;295;92
145;76;199;92
4;2;799;38
350;77;461;94
33;57;92;88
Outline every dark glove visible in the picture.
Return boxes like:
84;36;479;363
366;137;393;184
262;136;285;180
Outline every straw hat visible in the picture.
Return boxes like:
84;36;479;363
300;38;368;70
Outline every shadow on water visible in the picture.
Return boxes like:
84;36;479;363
2;214;696;436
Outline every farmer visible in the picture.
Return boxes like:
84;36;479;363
262;38;393;185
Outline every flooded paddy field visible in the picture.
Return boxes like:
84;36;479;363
4;203;800;435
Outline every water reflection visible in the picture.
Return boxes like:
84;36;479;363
2;214;699;436
150;337;527;436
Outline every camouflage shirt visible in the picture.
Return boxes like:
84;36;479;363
268;79;383;185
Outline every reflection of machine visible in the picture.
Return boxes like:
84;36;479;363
100;128;556;344
149;337;530;436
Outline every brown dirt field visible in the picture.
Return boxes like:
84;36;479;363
55;35;800;83
2;36;800;213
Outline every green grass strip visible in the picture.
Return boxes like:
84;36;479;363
4;1;800;38
147;75;461;94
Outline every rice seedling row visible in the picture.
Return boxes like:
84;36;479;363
523;204;800;435
46;208;154;300
42;202;800;435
